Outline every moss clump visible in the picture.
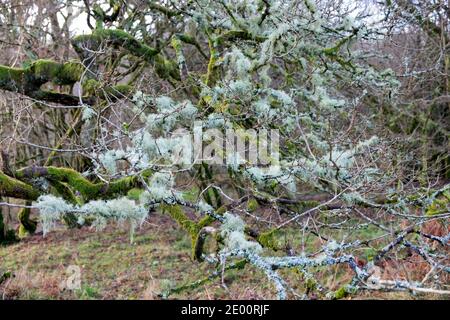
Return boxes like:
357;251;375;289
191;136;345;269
15;166;151;201
0;172;40;200
73;29;159;62
426;190;450;216
127;188;144;201
246;198;259;212
215;206;227;215
333;286;348;299
82;79;100;95
161;204;200;259
197;215;215;229
257;228;281;250
82;79;132;99
305;277;317;291
161;204;198;236
44;166;144;200
45;167;99;198
0;60;83;104
161;204;217;261
205;39;219;86
17;206;37;238
192;229;207;261
105;84;133;97
31;60;83;85
365;248;377;262
332;285;356;300
154;55;180;80
171;35;184;59
0;65;26;91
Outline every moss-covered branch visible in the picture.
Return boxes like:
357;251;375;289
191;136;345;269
0;172;40;200
0;27;183;104
1;165;149;237
0;60;89;105
17;204;37;238
14;166;151;201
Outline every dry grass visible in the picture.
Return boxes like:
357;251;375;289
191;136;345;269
0;214;446;300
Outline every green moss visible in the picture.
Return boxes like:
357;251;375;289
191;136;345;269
82;78;133;99
305;277;317;290
82;79;100;95
154;55;180;80
48;180;79;228
257;228;281;250
171;35;184;56
333;286;348;299
197;215;215;229
162;204;199;260
0;59;83;102
215;206;227;215
191;231;205;261
14;166;151;201
365;248;377;261
205;38;219;86
17;206;37;238
171;34;185;78
161;204;198;236
161;204;218;261
0;172;40;200
51;180;80;204
45;167;99;197
0;65;26;91
105;84;133;97
426;190;450;216
31;60;83;85
246;198;259;212
332;285;357;299
46;166;148;200
127;188;144;201
73;29;159;62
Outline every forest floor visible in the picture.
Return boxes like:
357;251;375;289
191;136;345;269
0;213;442;300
